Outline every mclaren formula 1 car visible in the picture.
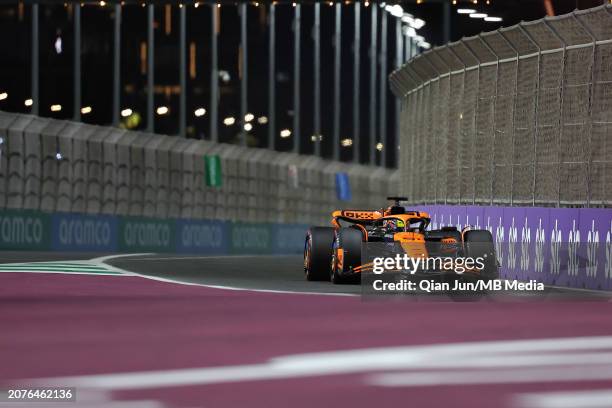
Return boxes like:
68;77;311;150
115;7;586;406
304;197;499;285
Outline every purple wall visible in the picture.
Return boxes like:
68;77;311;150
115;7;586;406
418;205;612;291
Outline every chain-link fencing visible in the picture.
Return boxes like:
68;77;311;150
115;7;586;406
390;5;612;208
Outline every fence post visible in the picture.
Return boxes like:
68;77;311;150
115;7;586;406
519;25;541;207
447;46;466;205
498;30;519;206
462;42;481;206
543;20;566;208
478;36;500;206
31;3;39;116
420;54;443;204
574;15;597;208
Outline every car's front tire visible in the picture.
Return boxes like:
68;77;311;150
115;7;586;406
304;227;335;281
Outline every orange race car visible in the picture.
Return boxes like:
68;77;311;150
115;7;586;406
304;197;499;285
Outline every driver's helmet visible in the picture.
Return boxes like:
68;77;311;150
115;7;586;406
384;219;405;232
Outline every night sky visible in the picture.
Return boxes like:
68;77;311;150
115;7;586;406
0;0;605;166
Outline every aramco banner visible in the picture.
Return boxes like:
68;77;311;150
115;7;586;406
0;210;305;256
1;206;611;291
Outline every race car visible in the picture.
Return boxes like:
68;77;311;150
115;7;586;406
304;197;499;285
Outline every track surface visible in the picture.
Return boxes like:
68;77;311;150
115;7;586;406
110;254;362;294
2;252;612;408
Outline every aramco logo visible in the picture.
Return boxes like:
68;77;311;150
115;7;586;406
0;215;44;245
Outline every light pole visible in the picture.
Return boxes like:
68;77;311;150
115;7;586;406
268;3;276;150
210;4;219;142
293;4;301;154
369;5;378;165
333;2;342;161
353;2;361;163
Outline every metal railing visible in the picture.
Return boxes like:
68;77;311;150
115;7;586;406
390;4;612;208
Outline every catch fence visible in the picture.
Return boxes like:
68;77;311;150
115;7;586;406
390;5;612;208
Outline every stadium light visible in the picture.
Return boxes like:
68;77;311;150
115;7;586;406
412;18;426;29
194;107;206;117
457;8;476;14
121;108;133;117
401;13;414;24
50;104;62;112
156;106;169;115
24;99;32;106
280;129;291;138
244;113;255;122
385;4;403;17
341;138;353;147
0;92;7;101
257;116;268;124
54;36;62;54
376;142;384;151
80;106;92;114
484;16;502;22
223;116;236;126
403;26;417;37
470;13;488;18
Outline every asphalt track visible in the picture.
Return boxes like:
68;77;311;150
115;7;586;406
2;252;612;408
109;254;362;295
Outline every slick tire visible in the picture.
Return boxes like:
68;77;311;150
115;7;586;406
304;227;335;281
464;229;499;281
331;227;363;284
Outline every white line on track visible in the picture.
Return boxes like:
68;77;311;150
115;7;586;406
94;254;356;297
28;336;612;391
117;255;292;262
514;389;612;408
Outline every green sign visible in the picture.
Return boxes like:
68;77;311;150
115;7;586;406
0;210;51;250
205;155;222;187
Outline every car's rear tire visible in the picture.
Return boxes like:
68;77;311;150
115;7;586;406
331;228;363;284
464;229;498;280
304;227;335;281
443;230;497;302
